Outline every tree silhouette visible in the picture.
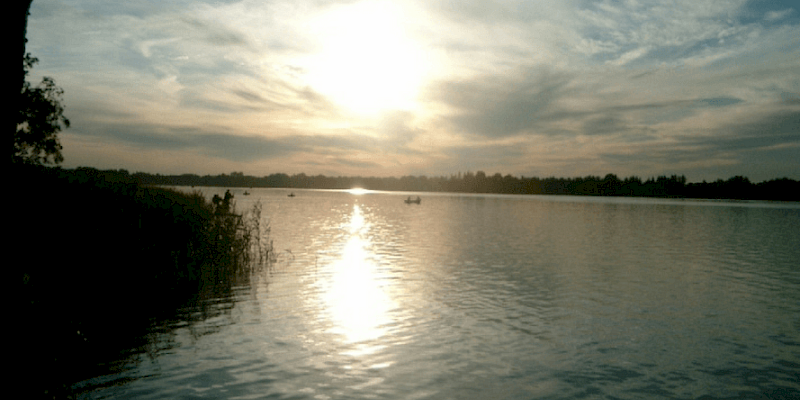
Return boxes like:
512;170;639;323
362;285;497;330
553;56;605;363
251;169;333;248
8;1;34;164
14;53;70;165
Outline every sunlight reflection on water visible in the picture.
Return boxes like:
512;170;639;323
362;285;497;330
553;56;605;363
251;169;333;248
318;204;396;351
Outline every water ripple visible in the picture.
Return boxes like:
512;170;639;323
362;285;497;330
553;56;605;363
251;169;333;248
74;191;800;399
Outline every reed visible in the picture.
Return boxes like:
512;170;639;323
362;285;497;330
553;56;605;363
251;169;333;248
11;164;273;399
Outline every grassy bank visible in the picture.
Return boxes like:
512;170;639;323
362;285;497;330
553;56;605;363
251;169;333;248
11;164;270;399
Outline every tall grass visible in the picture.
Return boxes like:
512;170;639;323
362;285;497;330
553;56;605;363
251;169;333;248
11;165;272;399
246;200;276;267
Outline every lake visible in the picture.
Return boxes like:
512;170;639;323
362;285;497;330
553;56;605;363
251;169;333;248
75;188;800;399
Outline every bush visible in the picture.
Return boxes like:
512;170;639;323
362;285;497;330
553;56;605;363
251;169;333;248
11;164;271;399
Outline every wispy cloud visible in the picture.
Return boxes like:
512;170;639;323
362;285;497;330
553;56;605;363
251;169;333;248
765;9;794;21
25;0;800;181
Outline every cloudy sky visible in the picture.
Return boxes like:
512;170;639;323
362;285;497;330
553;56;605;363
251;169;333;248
26;0;800;181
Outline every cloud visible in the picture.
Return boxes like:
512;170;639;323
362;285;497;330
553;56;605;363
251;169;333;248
433;67;575;138
695;97;744;107
178;15;248;47
764;9;794;21
781;92;800;104
573;97;745;139
581;115;650;137
598;108;800;181
65;118;379;164
419;139;529;176
697;109;800;152
433;58;749;140
430;0;574;25
316;157;383;170
601;97;746;126
373;111;425;153
575;0;756;68
231;89;271;104
607;47;650;66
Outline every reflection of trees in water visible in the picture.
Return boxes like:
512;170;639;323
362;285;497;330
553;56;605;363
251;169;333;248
67;274;261;396
53;249;271;399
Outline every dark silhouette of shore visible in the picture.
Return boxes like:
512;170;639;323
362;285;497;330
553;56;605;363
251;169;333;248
12;164;268;399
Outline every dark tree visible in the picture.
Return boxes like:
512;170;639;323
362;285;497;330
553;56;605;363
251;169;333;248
8;1;34;164
14;53;70;165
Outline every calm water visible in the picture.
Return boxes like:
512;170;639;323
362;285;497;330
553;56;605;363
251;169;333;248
77;189;800;399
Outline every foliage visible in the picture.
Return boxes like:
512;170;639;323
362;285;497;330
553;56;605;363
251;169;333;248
12;165;271;399
14;53;70;165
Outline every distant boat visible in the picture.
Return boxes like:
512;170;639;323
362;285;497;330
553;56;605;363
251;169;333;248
243;191;250;195
288;193;295;197
404;196;421;204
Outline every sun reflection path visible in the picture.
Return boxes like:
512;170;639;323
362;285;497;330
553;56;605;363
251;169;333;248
321;204;394;349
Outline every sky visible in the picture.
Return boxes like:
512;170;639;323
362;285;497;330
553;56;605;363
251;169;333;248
26;0;800;182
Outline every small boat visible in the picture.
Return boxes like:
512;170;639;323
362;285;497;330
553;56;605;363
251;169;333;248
243;191;250;195
404;196;421;204
288;193;295;197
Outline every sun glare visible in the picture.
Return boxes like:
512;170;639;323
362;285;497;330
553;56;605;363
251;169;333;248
321;205;394;345
303;0;429;115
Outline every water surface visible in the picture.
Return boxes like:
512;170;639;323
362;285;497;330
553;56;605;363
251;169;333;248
78;189;800;399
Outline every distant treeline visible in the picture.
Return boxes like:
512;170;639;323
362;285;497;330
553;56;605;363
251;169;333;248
69;167;800;201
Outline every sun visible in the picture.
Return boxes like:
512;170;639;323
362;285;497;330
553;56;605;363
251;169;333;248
302;0;429;115
347;187;370;195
